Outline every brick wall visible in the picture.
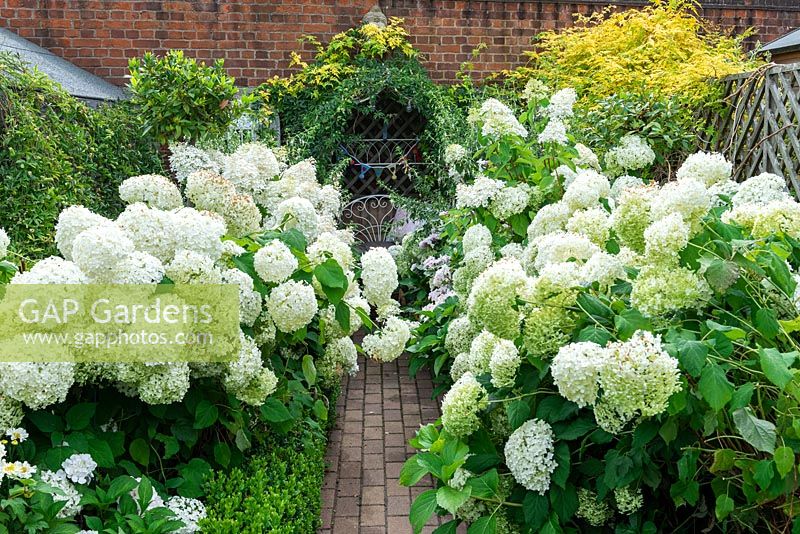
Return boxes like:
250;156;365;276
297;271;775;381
2;0;799;86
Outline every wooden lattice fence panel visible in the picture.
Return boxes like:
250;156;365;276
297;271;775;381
701;63;800;196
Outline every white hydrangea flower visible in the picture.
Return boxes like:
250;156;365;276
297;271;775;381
676;151;732;186
504;418;557;494
523;78;550;102
604;134;656;176
566;207;611;246
11;257;87;284
631;264;711;317
266;280;318;333
222;269;262;327
360;247;399;309
253;240;298;284
166;250;222;284
574;143;600;169
610;175;645;200
0;228;9;259
467;258;529;339
455;176;505;209
362;316;412;363
116;203;179;263
134;363;192;405
119;174;183;210
528;202;571;240
545;88;577;120
169;143;220;184
728;199;800;239
445;316;479;357
55;206;114;260
41;470;82;518
489;184;532;220
223;333;277;405
644;212;689;264
444;143;468;165
563;170;611;211
732;172;790;207
468;98;528;139
577;489;613;526
71;224;134;281
322;336;360;379
489;339;520;388
538;119;568;145
221;194;262;237
707;179;740;203
532;231;599;271
650;178;712;234
500;242;525;260
61;453;97;485
462;225;492;256
223;143;280;198
441;372;488;437
172;207;226;262
551;341;606;407
580;251;628;289
273;197;319;241
555;164;579;189
615;486;644;515
185;170;236;212
111;251;165;284
167;496;207;534
308;232;354;270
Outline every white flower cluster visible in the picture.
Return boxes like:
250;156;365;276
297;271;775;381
441;372;488;437
676;151;732;186
604;134;656;176
169;143;222;183
361;247;399;310
118;174;183;210
167;496;207;534
468;98;528;139
0;227;8;260
551;331;681;433
539;88;576;145
504;418;557;494
254;239;298;284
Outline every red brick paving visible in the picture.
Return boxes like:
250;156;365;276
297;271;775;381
319;353;443;534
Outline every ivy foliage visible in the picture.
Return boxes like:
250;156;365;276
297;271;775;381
0;52;162;259
259;18;469;218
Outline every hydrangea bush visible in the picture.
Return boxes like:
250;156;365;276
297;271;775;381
0;141;409;532
399;93;800;532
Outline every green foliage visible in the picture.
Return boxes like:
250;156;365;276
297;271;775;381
0;52;162;259
259;19;469;219
200;432;326;533
129;51;245;145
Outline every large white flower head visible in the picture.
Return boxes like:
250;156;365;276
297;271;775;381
223;142;280;197
116;203;178;262
362;316;412;363
504;418;557;494
167;496;207;534
185;170;236;212
444;316;479;357
455;176;505;209
221;268;262;327
563;170;611;211
528;201;571;240
676;151;732;187
604;134;656;176
308;232;354;270
580;251;628;289
532;231;600;271
166;250;222;284
444;143;468;166
551;341;606;407
611;185;654;253
574;143;601;170
609;175;645;200
538;119;568;145
596;331;681;433
55;206;114;260
321;336;360;381
0;228;9;259
546;88;577;120
732;172;790;207
643;212;690;265
169;143;221;184
650;178;712;234
11;257;87;284
253;239;298;284
490;184;532;220
119;174;183;210
631;264;711;317
221;193;262;237
72;224;134;281
61;453;97;485
566;206;611;246
223;333;277;405
469;98;528;139
360;247;399;309
273;197;319;241
266;280;318;333
40;470;82;518
441;372;488;437
462;224;492;256
489;339;520;389
111;251;165;284
467;258;528;339
743;199;800;239
523;78;550;103
173;207;227;262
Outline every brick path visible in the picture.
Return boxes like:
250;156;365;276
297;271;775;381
319;353;443;534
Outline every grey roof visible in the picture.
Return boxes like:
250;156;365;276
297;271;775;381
762;27;800;54
0;27;125;102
